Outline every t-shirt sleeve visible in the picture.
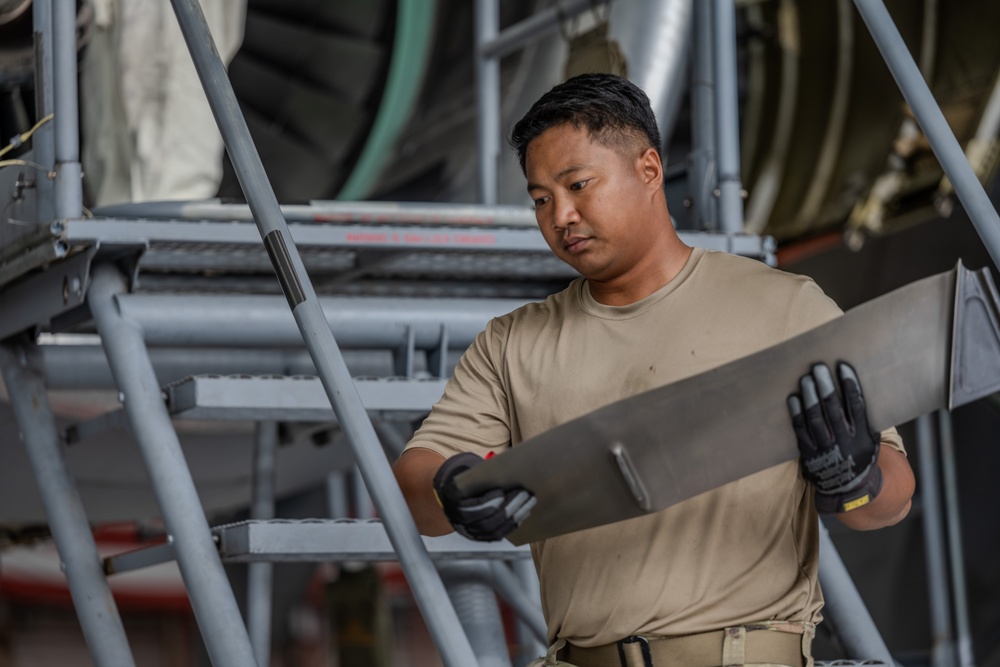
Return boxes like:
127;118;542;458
784;277;906;456
403;317;513;460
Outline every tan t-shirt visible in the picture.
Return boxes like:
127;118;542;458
406;248;904;646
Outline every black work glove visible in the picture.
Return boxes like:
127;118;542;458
787;362;883;515
432;452;536;541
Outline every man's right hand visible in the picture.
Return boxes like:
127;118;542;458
432;452;536;541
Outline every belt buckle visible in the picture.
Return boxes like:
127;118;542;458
617;635;654;667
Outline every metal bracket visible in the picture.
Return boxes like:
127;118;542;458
0;247;96;340
949;262;1000;408
427;324;451;379
393;325;417;378
64;407;131;446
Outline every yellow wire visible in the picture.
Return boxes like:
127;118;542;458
0;158;51;173
0;114;55;160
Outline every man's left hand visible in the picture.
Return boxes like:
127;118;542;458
787;362;883;514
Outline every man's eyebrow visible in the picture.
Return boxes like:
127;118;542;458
526;164;588;192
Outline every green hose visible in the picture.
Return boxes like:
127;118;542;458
336;0;437;200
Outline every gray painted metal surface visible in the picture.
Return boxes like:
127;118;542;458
38;345;396;390
690;0;718;231
461;265;997;544
96;199;541;226
938;410;975;667
102;521;530;575
52;0;81;220
487;561;547;645
64;217;549;251
712;0;745;233
854;0;1000;271
475;0;500;206
104;540;177;577
0;247;93;340
164;375;447;421
213;520;531;564
510;559;547;660
479;0;595;59
60;216;775;262
32;0;55;225
949;264;1000;408
0;342;135;667
166;0;479;661
116;293;523;349
88;264;259;667
917;414;957;667
818;522;895;665
248;422;277;667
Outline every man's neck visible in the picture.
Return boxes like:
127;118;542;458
588;241;693;306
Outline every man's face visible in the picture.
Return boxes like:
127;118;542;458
525;123;657;284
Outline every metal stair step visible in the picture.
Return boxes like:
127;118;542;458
165;374;447;421
104;519;530;574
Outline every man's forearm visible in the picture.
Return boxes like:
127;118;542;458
835;446;914;530
392;448;454;536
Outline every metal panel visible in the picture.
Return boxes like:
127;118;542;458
462;266;979;544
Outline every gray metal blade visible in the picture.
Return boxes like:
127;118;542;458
458;265;978;545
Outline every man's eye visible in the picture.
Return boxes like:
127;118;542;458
533;196;549;208
570;180;588;191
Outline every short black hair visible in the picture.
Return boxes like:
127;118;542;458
509;74;661;175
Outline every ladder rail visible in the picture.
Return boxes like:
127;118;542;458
165;0;480;663
88;264;260;667
0;341;136;667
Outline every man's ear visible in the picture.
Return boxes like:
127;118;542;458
637;147;663;191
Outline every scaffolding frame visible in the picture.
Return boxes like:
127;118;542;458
0;0;993;665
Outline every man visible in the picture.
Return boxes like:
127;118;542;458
393;74;914;667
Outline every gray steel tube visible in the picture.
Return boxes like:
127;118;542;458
916;413;957;667
937;411;975;667
38;346;396;390
52;0;81;220
32;0;55;224
690;0;718;230
712;0;745;233
166;1;479;663
115;294;524;349
480;0;594;59
817;521;894;664
488;561;547;645
95;199;540;227
88;265;259;667
475;0;501;206
248;422;277;666
854;0;1000;270
510;559;547;661
0;342;136;667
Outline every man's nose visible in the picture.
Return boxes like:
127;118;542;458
552;195;581;230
